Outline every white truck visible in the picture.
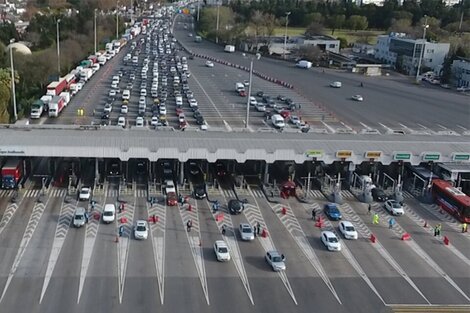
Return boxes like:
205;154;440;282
296;60;312;69
80;68;93;82
105;42;114;53
224;45;235;53
30;99;46;119
59;91;71;106
70;83;79;95
98;55;107;65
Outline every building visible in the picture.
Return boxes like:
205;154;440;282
265;35;340;56
374;32;450;76
300;35;340;53
452;58;470;88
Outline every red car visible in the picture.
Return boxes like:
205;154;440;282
179;121;188;130
167;192;178;206
238;90;247;97
280;110;291;119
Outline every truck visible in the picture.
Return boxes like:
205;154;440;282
69;83;79;95
30;99;46;119
48;96;65;117
224;45;235;53
88;55;98;64
105;42;114;53
98;55;107;65
59;91;71;105
80;59;92;68
80;68;93;82
40;95;52;107
296;60;312;69
46;78;67;96
1;158;23;189
64;73;77;89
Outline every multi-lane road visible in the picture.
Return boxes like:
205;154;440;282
0;182;469;313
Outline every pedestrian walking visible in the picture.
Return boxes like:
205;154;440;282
84;211;89;223
311;208;316;221
436;223;442;236
372;213;379;225
186;219;192;232
253;225;257;237
462;222;468;233
221;225;226;236
367;204;372;215
91;200;95;210
388;217;395;229
434;225;438;236
256;222;261;235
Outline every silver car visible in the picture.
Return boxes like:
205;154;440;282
239;223;254;241
265;250;286;271
73;207;86;228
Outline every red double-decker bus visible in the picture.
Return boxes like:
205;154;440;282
432;179;470;223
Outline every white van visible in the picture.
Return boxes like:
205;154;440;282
102;204;116;223
358;175;376;190
271;114;285;129
235;82;245;93
122;89;130;100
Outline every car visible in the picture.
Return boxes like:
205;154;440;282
134;220;148;240
321;231;342;251
205;61;214;68
238;90;247;97
130;73;135;80
277;95;287;101
151;116;160;126
117;116;126;127
239;223;254;241
79;186;91;201
338;221;358;240
193;185;206;199
101;112;110;120
228;199;244;215
213;240;231;262
290;115;301;125
256;91;264;97
159;106;167;116
352;95;364;101
135;117;144;127
215;163;227;176
73;207;87;228
324;203;342;220
280;110;290;119
140;89;147;97
188;98;198;108
103;103;112;113
121;105;128;114
189;162;200;176
371;188;389;202
384;200;404;216
243;80;250;87
166;192;178;206
108;89;117;97
178;113;185;124
102;204;116;224
330;81;342;88
249;96;257;106
265;251;286;271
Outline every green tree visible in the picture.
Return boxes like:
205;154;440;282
305;22;325;37
0;68;12;123
327;14;345;35
347;15;368;31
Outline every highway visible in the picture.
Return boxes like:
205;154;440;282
0;179;469;313
174;15;470;135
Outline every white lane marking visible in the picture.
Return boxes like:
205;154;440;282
360;122;371;129
40;196;76;303
190;71;223;118
0;199;50;303
179;198;209;305
214;196;254;305
223;120;232;132
340;203;430;304
321;121;336;133
418;204;470;241
77;182;108;303
0;203;19;236
148;201;166;305
379;123;393;132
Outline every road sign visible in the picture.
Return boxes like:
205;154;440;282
452;153;470;161
305;149;323;158
422;152;441;161
365;151;382;159
336;150;353;158
393;152;411;161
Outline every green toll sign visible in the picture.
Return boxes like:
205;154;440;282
394;153;411;161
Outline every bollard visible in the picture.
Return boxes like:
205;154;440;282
443;236;449;245
120;217;128;224
315;216;323;228
281;207;287;215
187;204;192;211
370;233;376;243
94;212;101;220
261;229;267;238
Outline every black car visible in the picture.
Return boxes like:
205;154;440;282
256;91;264;97
193;110;202;119
101;112;110;120
193;185;206;199
228;199;244;214
215;163;227;176
195;118;205;125
277;95;287;101
372;188;389;202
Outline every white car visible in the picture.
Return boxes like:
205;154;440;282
384;200;404;216
249;96;257;106
290;115;301;125
239;223;255;241
159;106;167;116
135;117;144;127
338;221;358;240
103;104;112;113
265;251;286;271
213;240;231;262
205;61;214;68
330;81;342;88
140;89;147;97
134;220;148;240
79;186;91;201
121;105;128;114
151;116;160;126
321;231;342;251
189;98;198;108
139;96;146;106
117;116;126;127
352;95;364;101
109;89;117;97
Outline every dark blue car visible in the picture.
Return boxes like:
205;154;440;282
324;203;342;220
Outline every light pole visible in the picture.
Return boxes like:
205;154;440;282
283;12;291;60
56;19;61;75
116;1;119;39
245;53;261;130
215;1;220;44
94;9;97;54
197;0;200;21
415;15;429;82
9;39;17;122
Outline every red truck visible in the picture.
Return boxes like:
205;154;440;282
88;55;98;64
1;158;23;189
46;78;67;96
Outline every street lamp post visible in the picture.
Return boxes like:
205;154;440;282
116;1;119;39
94;9;97;54
197;0;200;21
216;1;220;44
9;39;17;122
283;12;291;60
56;19;61;75
415;15;429;82
245;53;261;130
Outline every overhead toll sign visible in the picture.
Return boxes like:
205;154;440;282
305;149;323;158
452;153;470;162
422;152;441;162
336;150;353;159
365;151;382;159
393;152;412;161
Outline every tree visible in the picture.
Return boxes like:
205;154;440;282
327;15;345;35
305;22;325;37
0;69;12;123
337;37;348;49
347;15;368;31
296;45;323;63
388;18;413;33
